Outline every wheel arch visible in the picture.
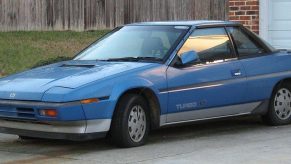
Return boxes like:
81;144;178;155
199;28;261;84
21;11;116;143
113;87;161;130
271;78;291;96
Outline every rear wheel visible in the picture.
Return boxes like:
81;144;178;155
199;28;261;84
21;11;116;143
110;94;150;147
262;83;291;125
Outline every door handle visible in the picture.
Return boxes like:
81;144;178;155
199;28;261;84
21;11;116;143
231;69;242;77
234;72;241;76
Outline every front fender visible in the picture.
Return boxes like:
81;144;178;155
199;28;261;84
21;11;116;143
110;77;160;101
76;77;162;121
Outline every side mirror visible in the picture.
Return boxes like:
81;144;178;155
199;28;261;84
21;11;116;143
179;50;199;65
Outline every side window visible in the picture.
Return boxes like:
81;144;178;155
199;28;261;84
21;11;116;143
178;28;233;65
227;27;265;57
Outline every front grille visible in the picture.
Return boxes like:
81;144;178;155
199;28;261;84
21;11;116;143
0;106;36;120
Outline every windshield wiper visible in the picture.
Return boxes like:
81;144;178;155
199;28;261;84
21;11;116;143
104;57;162;62
137;57;163;61
105;57;139;61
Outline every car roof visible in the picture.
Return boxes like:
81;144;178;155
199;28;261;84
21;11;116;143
128;20;239;27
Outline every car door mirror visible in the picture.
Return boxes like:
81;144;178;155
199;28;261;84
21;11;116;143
179;50;199;65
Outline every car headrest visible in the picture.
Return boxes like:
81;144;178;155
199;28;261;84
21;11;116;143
141;37;164;56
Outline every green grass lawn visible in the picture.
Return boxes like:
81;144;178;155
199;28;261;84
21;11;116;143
0;30;109;77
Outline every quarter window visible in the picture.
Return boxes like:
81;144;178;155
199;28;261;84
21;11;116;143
178;28;233;65
227;27;265;57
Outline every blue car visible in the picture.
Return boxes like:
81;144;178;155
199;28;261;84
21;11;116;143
0;20;291;147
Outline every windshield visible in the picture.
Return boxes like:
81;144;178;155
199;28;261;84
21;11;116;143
74;25;189;62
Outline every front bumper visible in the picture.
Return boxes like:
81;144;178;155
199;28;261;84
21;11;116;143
0;119;111;141
0;99;112;140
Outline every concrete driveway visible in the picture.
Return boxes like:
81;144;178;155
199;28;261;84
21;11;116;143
0;116;291;164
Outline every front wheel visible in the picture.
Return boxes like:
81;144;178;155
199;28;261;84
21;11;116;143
110;94;150;147
262;83;291;125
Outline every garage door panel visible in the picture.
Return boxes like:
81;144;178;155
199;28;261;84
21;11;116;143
269;21;291;30
269;31;291;49
269;31;291;39
270;40;291;49
268;0;291;49
271;1;291;19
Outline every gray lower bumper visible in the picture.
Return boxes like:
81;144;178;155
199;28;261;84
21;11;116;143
0;127;107;141
0;119;111;141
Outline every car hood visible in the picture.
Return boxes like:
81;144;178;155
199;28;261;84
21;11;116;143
0;60;157;101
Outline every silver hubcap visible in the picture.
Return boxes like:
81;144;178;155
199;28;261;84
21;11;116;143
274;88;291;120
128;105;146;143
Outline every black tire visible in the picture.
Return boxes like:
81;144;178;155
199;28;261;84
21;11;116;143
110;94;150;148
262;83;291;126
18;136;36;140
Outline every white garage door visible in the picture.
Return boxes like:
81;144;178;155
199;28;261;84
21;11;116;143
268;0;291;49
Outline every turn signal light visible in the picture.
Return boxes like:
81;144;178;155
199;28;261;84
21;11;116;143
81;98;99;104
39;109;58;117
